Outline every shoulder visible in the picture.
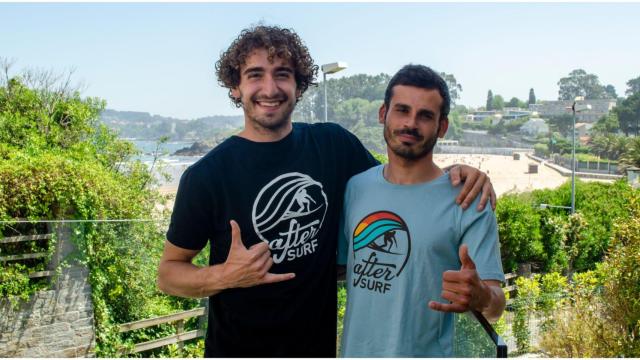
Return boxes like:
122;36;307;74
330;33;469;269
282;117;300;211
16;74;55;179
179;137;240;184
295;121;353;138
346;165;383;189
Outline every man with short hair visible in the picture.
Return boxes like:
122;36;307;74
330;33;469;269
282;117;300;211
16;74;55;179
338;64;505;357
157;25;495;357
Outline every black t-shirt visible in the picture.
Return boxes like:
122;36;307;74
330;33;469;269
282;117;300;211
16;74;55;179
166;122;377;357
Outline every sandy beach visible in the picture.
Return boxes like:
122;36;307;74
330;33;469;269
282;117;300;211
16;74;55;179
157;152;613;199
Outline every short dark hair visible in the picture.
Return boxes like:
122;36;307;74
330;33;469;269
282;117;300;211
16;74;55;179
215;25;318;107
383;64;450;119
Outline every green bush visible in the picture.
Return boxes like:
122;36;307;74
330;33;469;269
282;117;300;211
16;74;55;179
540;192;640;357
1;75;198;356
533;143;549;157
497;180;636;273
495;194;544;272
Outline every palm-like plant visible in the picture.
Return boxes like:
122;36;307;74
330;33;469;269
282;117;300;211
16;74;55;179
619;136;640;170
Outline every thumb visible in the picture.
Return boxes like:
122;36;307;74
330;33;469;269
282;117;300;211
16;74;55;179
459;244;476;270
229;220;246;250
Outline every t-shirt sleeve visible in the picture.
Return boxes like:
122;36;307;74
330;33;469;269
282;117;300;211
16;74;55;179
337;181;353;266
335;124;380;177
166;166;211;251
459;196;505;283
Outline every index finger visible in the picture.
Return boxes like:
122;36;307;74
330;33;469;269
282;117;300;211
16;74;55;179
428;300;466;313
454;168;478;207
461;172;486;211
261;272;296;284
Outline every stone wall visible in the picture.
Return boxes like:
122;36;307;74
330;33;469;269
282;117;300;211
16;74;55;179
0;225;96;357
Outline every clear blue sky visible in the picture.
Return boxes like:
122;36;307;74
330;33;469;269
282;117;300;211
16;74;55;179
2;2;639;119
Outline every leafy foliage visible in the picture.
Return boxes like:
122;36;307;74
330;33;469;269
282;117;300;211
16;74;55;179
0;68;200;356
540;194;640;357
496;180;636;273
557;69;607;100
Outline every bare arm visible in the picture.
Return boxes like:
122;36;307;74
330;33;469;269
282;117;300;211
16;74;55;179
157;220;295;298
157;240;226;298
476;280;506;323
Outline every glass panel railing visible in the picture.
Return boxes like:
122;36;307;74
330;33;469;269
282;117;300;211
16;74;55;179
454;310;507;358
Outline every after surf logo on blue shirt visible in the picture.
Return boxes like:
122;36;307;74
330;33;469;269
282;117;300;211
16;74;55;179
351;211;411;294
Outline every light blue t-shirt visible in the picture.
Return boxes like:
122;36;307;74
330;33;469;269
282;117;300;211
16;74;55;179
338;165;505;357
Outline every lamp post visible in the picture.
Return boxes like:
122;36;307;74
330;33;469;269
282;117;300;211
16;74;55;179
321;62;348;123
568;97;592;215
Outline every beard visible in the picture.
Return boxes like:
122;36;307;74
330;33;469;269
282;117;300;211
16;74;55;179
241;91;296;131
383;121;440;160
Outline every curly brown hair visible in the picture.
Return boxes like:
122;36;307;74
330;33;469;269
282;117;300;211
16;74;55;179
215;25;318;107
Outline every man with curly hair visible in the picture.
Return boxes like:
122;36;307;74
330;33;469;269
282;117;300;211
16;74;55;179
157;25;495;357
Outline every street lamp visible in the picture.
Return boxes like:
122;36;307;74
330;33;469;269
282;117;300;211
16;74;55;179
567;97;592;215
321;62;348;122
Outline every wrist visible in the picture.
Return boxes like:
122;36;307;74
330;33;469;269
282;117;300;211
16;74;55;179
204;264;229;295
476;282;493;312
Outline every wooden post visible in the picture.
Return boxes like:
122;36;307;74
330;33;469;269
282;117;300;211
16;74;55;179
176;319;184;356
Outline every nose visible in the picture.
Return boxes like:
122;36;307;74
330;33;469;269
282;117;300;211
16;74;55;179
402;112;418;129
261;74;279;98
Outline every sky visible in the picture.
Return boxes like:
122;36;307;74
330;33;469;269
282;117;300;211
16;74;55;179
1;2;639;119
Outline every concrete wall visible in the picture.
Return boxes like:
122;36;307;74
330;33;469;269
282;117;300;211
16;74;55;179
0;225;96;357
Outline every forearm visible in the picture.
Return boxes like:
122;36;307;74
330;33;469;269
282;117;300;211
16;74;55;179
157;260;228;298
479;285;506;323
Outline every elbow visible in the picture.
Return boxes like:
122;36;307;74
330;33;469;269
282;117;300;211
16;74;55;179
156;262;171;295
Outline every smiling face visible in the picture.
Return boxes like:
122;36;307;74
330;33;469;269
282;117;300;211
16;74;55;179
380;85;448;160
231;48;301;133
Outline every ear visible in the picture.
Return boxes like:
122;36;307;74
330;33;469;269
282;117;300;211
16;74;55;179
378;104;387;125
231;87;240;100
438;117;449;138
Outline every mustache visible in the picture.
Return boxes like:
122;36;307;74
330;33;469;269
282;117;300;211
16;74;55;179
252;93;288;102
393;128;423;140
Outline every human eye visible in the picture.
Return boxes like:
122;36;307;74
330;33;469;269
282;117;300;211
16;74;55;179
275;70;292;79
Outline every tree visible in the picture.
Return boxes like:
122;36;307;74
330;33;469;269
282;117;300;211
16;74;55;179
439;72;462;106
507;97;527;108
486;90;494;110
557;69;606;100
615;92;640;136
619;137;640;170
492;94;505;111
625;75;640;96
604;84;617;99
334;98;372;130
528;88;536;105
547;114;574;137
591;113;620;136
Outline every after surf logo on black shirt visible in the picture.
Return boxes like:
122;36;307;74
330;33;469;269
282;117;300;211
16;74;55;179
352;211;411;294
252;172;328;264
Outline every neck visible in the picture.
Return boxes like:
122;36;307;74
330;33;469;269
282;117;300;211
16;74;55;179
237;118;293;142
384;151;443;185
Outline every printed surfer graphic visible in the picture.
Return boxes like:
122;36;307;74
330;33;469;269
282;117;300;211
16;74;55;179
252;172;328;264
351;211;411;294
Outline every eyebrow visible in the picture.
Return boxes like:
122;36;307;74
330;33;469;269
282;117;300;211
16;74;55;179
242;66;294;75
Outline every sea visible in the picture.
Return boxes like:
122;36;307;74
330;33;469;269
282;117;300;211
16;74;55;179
130;140;201;189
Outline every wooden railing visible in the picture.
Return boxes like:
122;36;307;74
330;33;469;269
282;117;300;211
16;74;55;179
118;306;206;355
0;233;55;279
503;272;517;306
